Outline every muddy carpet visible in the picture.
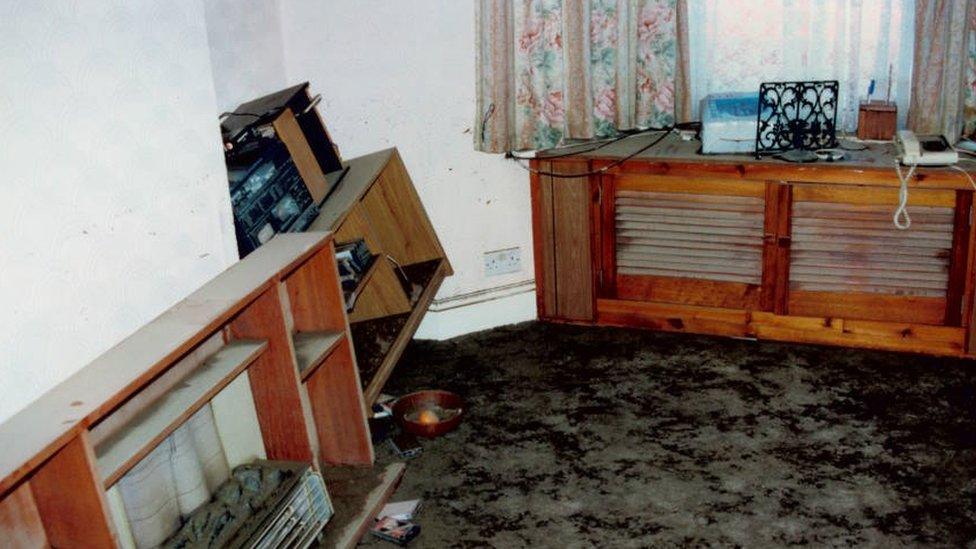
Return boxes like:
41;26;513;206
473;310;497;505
358;322;976;548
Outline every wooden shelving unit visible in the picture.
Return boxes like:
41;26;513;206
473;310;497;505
223;84;452;408
94;339;268;486
0;232;400;548
308;148;452;405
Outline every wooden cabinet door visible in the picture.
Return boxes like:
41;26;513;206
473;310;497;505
786;185;970;326
603;174;768;310
532;160;594;321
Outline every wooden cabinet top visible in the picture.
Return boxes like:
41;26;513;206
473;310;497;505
310;148;398;232
538;133;975;191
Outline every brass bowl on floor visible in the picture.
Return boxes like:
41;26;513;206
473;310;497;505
392;390;464;438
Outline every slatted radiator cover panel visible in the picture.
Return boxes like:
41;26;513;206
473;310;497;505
615;190;765;284
790;201;954;297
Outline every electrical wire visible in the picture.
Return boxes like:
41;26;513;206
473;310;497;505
507;126;660;161
950;164;976;191
218;111;266;121
509;135;629;160
509;126;676;178
954;147;976;159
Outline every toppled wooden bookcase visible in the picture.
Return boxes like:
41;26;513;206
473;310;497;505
308;148;452;405
0;233;403;548
222;85;452;406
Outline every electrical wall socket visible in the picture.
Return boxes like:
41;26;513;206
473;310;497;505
484;247;521;276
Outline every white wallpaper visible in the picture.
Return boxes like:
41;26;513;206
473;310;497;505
0;2;238;423
203;0;289;111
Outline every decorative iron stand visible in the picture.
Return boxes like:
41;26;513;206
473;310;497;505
755;80;839;159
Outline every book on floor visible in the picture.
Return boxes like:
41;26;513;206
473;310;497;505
378;499;422;521
370;516;420;546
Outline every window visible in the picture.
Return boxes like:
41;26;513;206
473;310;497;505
687;0;916;131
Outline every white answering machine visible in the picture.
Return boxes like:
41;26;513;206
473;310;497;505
894;130;958;166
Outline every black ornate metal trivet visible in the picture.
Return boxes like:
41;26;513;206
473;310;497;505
755;80;839;158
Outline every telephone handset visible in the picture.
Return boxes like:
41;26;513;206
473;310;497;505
894;130;958;166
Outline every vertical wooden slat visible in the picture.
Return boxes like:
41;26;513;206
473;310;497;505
760;182;781;312
588;173;601;312
304;338;374;465
945;190;972;325
964;195;976;350
773;184;793;315
285;246;347;334
599;174;617;298
530;160;558;318
273;108;329;204
30;432;115;548
551;160;594;321
231;288;314;464
0;482;47;548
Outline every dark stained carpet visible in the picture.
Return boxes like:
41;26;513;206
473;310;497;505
358;321;976;547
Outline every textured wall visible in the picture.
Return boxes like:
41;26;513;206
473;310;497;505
203;0;289;112
0;2;238;423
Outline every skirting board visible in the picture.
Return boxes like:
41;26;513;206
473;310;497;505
414;281;537;340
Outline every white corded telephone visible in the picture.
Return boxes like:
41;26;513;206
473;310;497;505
894;130;958;166
891;131;961;230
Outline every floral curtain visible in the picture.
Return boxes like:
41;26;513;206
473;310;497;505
476;0;687;153
908;0;975;141
966;3;976;136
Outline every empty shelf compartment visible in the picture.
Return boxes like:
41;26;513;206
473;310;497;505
95;339;268;485
294;331;345;379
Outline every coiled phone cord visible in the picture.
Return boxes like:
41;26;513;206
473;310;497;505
893;161;916;230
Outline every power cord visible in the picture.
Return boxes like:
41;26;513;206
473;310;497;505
950;164;976;190
508;126;676;178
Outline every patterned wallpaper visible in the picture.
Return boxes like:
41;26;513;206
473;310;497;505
203;0;289;111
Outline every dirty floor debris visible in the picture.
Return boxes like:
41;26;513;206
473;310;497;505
357;321;976;547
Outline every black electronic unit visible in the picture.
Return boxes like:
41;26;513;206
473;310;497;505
221;82;346;186
226;138;319;257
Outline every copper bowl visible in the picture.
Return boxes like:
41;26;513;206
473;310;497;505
392;390;464;438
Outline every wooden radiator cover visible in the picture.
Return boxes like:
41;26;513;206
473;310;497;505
789;202;953;298
608;177;768;310
786;186;961;326
615;190;765;285
529;148;976;358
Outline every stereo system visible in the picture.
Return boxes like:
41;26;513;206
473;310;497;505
220;83;348;257
226;138;319;257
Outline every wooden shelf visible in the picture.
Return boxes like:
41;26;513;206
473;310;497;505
0;231;377;547
319;462;406;549
294;330;345;380
95;339;267;486
345;254;381;312
350;258;449;404
0;234;332;498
